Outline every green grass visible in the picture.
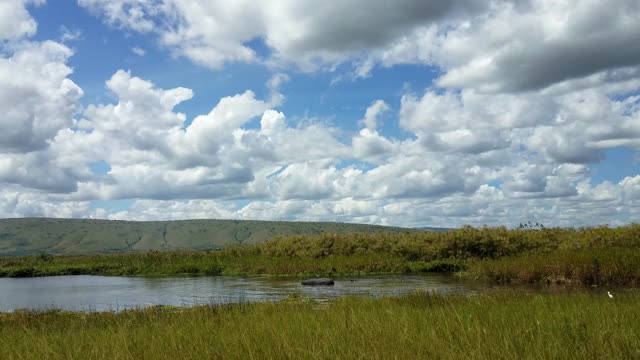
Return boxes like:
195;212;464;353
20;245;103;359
0;225;638;286
1;291;639;359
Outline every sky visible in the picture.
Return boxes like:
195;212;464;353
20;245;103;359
0;0;639;228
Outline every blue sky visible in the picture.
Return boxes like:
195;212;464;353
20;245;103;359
0;0;639;227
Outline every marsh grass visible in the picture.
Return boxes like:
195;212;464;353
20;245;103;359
0;252;423;278
1;291;639;359
466;248;640;285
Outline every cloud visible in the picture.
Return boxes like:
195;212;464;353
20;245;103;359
50;70;348;202
131;46;145;56
77;0;485;69
433;0;640;93
3;63;636;225
0;41;82;153
79;174;640;227
0;151;90;193
352;128;396;163
0;0;44;41
398;85;640;164
272;162;343;200
399;91;518;154
106;199;237;221
66;71;265;199
59;26;82;43
266;73;289;106
76;0;640;95
0;39;86;193
1;44;637;226
77;0;160;33
0;187;93;219
360;100;389;130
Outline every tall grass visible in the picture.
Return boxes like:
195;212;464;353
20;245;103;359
0;251;429;277
0;250;225;277
1;291;639;359
253;224;640;260
466;248;640;286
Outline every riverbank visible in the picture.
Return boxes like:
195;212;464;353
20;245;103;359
1;291;638;359
0;225;638;286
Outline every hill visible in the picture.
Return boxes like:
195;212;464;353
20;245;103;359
415;226;451;232
0;218;413;257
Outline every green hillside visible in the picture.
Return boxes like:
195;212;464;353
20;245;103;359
0;218;411;257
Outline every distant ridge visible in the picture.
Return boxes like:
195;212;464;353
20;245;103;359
416;227;451;232
0;218;414;257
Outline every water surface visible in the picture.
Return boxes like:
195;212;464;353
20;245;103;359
0;274;492;312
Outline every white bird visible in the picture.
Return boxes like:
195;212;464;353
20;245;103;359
607;291;613;298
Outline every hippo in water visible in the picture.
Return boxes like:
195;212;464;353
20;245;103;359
301;278;335;286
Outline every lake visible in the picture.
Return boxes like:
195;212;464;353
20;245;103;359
0;274;495;312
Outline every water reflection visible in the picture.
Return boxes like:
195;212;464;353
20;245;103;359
0;274;494;312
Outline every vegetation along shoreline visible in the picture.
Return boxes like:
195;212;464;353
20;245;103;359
0;225;638;286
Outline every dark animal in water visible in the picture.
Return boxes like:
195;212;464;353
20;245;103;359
301;278;335;286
